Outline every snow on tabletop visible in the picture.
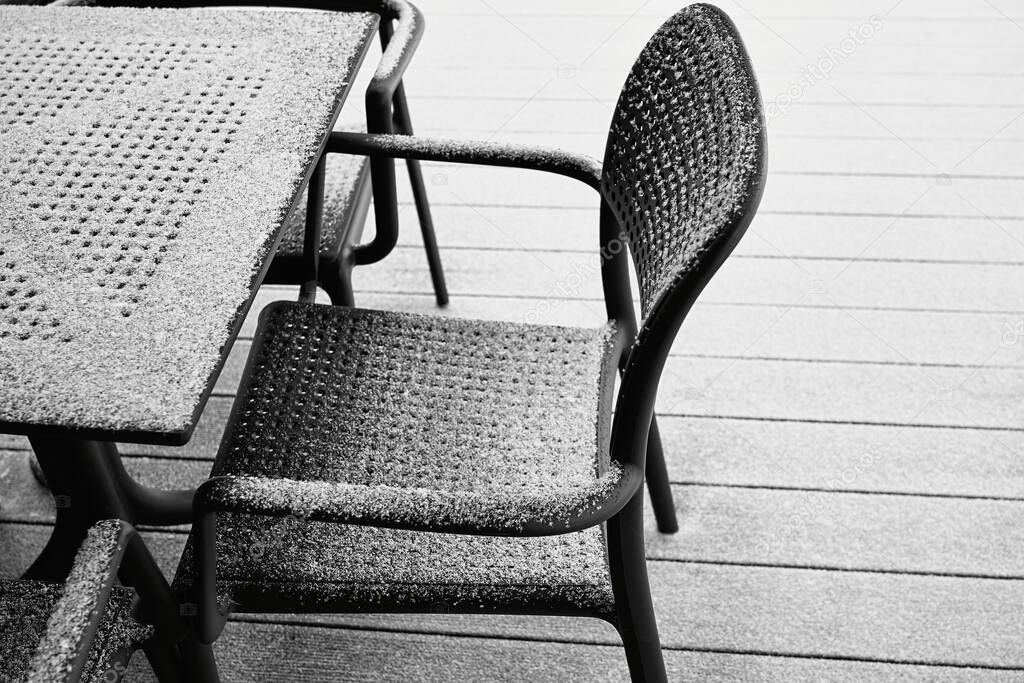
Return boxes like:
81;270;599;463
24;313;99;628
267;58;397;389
0;7;375;438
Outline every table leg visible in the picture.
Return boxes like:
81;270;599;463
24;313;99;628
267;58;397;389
23;436;194;573
105;446;194;526
26;438;195;528
23;436;218;680
23;437;130;581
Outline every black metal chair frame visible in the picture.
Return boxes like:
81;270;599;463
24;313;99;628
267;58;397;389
189;6;767;680
262;0;449;307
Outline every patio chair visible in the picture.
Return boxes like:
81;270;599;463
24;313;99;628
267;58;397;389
174;4;765;681
1;520;180;682
52;0;448;306
264;0;448;307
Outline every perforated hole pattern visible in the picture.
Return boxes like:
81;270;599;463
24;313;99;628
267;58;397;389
219;304;617;501
0;35;264;341
0;7;376;436
601;4;764;319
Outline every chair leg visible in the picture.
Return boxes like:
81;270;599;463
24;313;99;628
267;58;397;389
405;157;448;307
180;637;220;683
142;640;185;683
645;416;679;534
391;84;448;307
607;491;668;682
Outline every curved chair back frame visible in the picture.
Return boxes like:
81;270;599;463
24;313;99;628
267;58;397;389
597;4;766;484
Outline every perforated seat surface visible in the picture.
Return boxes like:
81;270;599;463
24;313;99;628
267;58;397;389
209;302;622;530
0;581;149;682
270;153;368;264
174;302;621;615
0;7;376;439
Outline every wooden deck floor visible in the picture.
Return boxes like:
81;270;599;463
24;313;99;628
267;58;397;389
4;0;1024;679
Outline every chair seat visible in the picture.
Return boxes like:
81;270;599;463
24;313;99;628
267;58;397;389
215;303;623;529
176;514;615;617
265;153;370;279
0;580;150;682
173;302;623;617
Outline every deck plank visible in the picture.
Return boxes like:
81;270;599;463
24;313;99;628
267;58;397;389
123;621;1024;683
356;246;1024;313
359;206;1024;263
10;522;1023;669
5;451;1024;578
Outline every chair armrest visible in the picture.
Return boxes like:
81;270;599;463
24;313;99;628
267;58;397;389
366;0;423;112
193;471;639;536
189;469;642;643
26;520;189;681
297;0;422;122
26;520;132;682
327;131;604;191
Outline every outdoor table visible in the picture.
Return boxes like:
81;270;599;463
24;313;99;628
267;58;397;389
0;6;378;582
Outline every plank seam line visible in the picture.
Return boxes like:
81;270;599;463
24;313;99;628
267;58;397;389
673;481;1024;503
660;558;1024;582
416;127;1024;142
667;413;1024;433
773;170;1024;181
390;93;1024;110
665;646;1024;672
420;13;1024;23
394;202;1024;221
344;290;1024;317
208;334;1024;371
413;69;1024;80
393;244;1024;268
0;444;213;463
222;617;1024;671
224;336;1024;370
7;450;1021;503
165;397;1024;432
11;521;1024;583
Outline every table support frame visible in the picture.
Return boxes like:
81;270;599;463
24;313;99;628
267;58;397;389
23;436;216;681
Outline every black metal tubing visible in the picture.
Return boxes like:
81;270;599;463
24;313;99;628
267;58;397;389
25;438;130;581
607;490;667;682
643;416;678;534
300;153;327;303
390;81;448;305
326;131;603;190
194;509;225;644
353;1;423;267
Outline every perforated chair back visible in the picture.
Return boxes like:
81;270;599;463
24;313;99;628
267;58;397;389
601;3;765;327
596;4;765;477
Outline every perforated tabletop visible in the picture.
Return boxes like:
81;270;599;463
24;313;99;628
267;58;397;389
0;7;377;444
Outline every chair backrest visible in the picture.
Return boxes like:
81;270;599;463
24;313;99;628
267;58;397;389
600;4;765;469
601;3;765;326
